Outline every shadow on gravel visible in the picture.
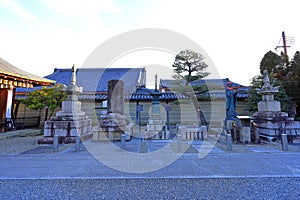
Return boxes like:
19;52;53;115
21;145;73;154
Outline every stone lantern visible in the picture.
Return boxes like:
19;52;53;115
253;70;300;142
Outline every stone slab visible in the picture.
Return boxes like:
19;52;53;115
240;127;251;144
258;101;281;112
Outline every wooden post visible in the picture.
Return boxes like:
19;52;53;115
282;31;288;56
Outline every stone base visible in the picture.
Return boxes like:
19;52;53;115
44;118;92;137
92;126;131;141
145;131;161;140
178;126;207;140
42;118;92;145
253;111;288;121
108;131;123;141
145;119;169;140
240;127;251;144
92;127;109;141
253;111;300;143
93;130;124;141
38;136;76;144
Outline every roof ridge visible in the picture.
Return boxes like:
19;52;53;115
0;57;55;84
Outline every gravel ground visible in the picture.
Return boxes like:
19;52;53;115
0;136;73;154
210;136;300;153
0;135;300;199
0;135;299;156
0;136;43;155
1;177;299;200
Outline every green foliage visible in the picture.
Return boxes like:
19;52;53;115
170;99;191;105
22;84;66;112
172;49;210;82
171;49;211;96
283;51;300;102
247;75;262;112
260;50;285;76
196;93;211;101
193;85;209;95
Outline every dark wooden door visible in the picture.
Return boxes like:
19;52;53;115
0;89;7;120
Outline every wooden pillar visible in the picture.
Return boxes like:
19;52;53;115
0;89;8;120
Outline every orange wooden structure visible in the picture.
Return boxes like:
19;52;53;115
0;57;55;132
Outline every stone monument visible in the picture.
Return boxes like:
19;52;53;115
39;65;92;144
150;75;161;119
253;70;300;142
107;80;124;114
145;75;169;140
93;80;133;141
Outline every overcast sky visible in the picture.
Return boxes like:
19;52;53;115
0;0;299;86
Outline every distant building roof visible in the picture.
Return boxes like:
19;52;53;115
17;67;146;93
0;57;55;87
161;78;245;90
126;87;186;101
160;78;249;99
15;68;249;101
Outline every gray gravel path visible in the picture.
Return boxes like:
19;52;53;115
1;177;299;200
1;133;300;199
0;135;42;154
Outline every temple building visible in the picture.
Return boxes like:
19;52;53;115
15;67;249;129
0;57;55;132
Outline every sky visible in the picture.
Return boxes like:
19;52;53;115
0;0;299;86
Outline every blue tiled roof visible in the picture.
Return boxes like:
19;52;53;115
15;68;185;101
197;90;248;99
161;78;246;89
161;78;249;99
16;67;146;93
191;78;245;88
15;69;249;101
16;87;185;101
125;87;186;101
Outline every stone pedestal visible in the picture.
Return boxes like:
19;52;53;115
177;125;207;141
93;113;133;141
98;80;126;141
145;119;167;140
254;112;300;142
240;127;251;144
44;118;92;137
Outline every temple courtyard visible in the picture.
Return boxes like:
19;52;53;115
0;130;299;199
